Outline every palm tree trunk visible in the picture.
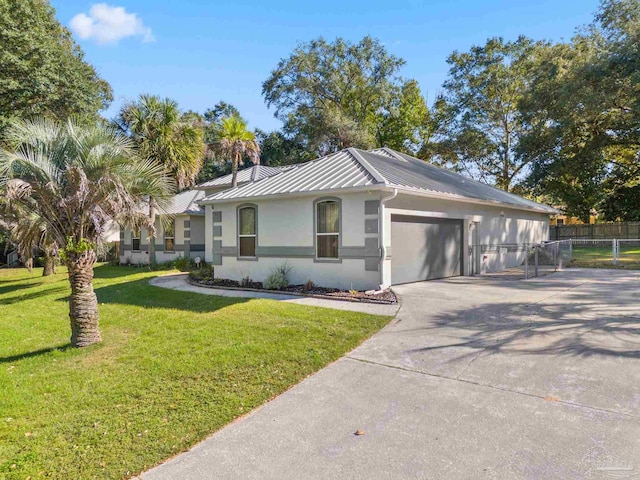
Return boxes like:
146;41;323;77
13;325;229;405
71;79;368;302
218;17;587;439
148;200;157;267
231;154;239;188
42;250;56;276
66;249;101;347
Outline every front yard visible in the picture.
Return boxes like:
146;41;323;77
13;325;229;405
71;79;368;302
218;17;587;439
0;266;389;479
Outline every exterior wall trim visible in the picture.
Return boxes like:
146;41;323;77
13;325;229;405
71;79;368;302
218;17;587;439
211;245;368;260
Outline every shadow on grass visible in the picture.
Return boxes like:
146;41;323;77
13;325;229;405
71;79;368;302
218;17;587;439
0;285;69;305
94;276;251;313
0;344;72;364
93;264;173;280
0;281;45;297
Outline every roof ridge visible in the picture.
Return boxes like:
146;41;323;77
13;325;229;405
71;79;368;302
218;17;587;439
347;147;387;185
377;147;406;162
374;147;554;211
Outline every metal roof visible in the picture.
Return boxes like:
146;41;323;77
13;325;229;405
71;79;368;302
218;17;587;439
367;148;556;213
200;147;556;214
200;149;377;202
195;165;286;189
165;189;205;215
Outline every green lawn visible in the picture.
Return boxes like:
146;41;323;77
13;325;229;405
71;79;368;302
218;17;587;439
570;245;640;269
0;266;390;479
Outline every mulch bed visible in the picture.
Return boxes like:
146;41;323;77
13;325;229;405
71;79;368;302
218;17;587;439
187;276;398;304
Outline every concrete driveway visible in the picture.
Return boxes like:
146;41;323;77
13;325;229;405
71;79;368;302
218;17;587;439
142;269;640;480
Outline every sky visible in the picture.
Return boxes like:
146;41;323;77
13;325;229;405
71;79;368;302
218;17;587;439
51;0;601;132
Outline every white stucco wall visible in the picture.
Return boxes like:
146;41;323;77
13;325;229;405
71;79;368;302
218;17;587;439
203;190;551;289
190;216;206;249
381;193;551;284
205;192;383;290
119;213;205;264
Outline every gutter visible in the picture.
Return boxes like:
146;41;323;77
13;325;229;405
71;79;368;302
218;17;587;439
379;188;398;289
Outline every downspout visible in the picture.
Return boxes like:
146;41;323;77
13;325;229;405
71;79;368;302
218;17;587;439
379;188;398;289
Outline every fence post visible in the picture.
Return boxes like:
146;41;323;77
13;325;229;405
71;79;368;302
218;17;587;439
569;238;573;262
612;239;617;265
534;246;539;277
524;244;529;279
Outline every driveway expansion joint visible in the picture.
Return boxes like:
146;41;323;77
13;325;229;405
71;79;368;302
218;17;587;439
344;356;636;419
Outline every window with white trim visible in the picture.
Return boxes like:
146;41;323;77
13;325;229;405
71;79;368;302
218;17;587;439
132;228;141;251
316;200;339;259
164;220;175;252
238;206;256;257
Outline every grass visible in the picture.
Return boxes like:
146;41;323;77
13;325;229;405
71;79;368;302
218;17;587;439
569;245;640;269
0;265;390;479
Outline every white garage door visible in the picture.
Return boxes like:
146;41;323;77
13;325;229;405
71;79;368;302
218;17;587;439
391;215;463;284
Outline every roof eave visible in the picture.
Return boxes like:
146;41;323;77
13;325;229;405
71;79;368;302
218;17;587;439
198;184;555;214
394;187;558;215
199;184;390;205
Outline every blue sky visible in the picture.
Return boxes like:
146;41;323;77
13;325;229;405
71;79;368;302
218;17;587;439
51;0;601;132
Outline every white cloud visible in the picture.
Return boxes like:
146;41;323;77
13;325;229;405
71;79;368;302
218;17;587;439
70;3;154;45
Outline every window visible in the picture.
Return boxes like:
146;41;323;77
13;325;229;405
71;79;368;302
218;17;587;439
132;228;141;251
316;200;339;259
238;206;256;257
556;218;564;225
164;220;175;252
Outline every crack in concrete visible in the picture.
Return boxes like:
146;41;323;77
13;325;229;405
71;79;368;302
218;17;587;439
345;356;637;420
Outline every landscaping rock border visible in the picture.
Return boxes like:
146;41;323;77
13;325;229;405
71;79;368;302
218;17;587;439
186;277;398;305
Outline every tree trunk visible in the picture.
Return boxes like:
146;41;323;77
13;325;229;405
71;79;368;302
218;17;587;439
66;249;101;347
42;251;56;276
148;200;157;268
231;155;239;188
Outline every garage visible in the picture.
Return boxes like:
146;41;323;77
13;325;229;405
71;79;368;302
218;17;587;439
390;215;463;284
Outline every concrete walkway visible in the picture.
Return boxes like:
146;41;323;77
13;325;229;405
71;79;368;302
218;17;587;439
142;269;640;480
149;273;400;316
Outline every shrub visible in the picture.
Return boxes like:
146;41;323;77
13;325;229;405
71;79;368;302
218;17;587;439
189;266;214;281
240;276;253;288
173;256;196;272
264;261;292;290
264;272;288;290
152;261;175;271
303;279;315;292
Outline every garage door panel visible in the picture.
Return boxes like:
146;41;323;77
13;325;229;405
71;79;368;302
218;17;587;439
391;216;462;284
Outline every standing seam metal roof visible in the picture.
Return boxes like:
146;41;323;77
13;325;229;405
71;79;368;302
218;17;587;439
165;189;206;215
366;148;554;212
201;150;377;201
200;147;556;213
195;165;285;188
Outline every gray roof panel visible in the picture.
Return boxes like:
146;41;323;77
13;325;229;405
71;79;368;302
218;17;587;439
196;165;285;188
201;150;377;202
367;148;554;212
201;147;556;213
165;189;205;215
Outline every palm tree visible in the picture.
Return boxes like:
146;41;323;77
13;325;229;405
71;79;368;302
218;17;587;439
117;95;205;265
0;118;173;347
218;116;261;187
0;194;58;276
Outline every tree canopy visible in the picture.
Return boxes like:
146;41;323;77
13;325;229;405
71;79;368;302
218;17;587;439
0;0;112;134
518;0;640;220
216;116;260;188
262;36;430;156
117;95;205;191
434;36;547;192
